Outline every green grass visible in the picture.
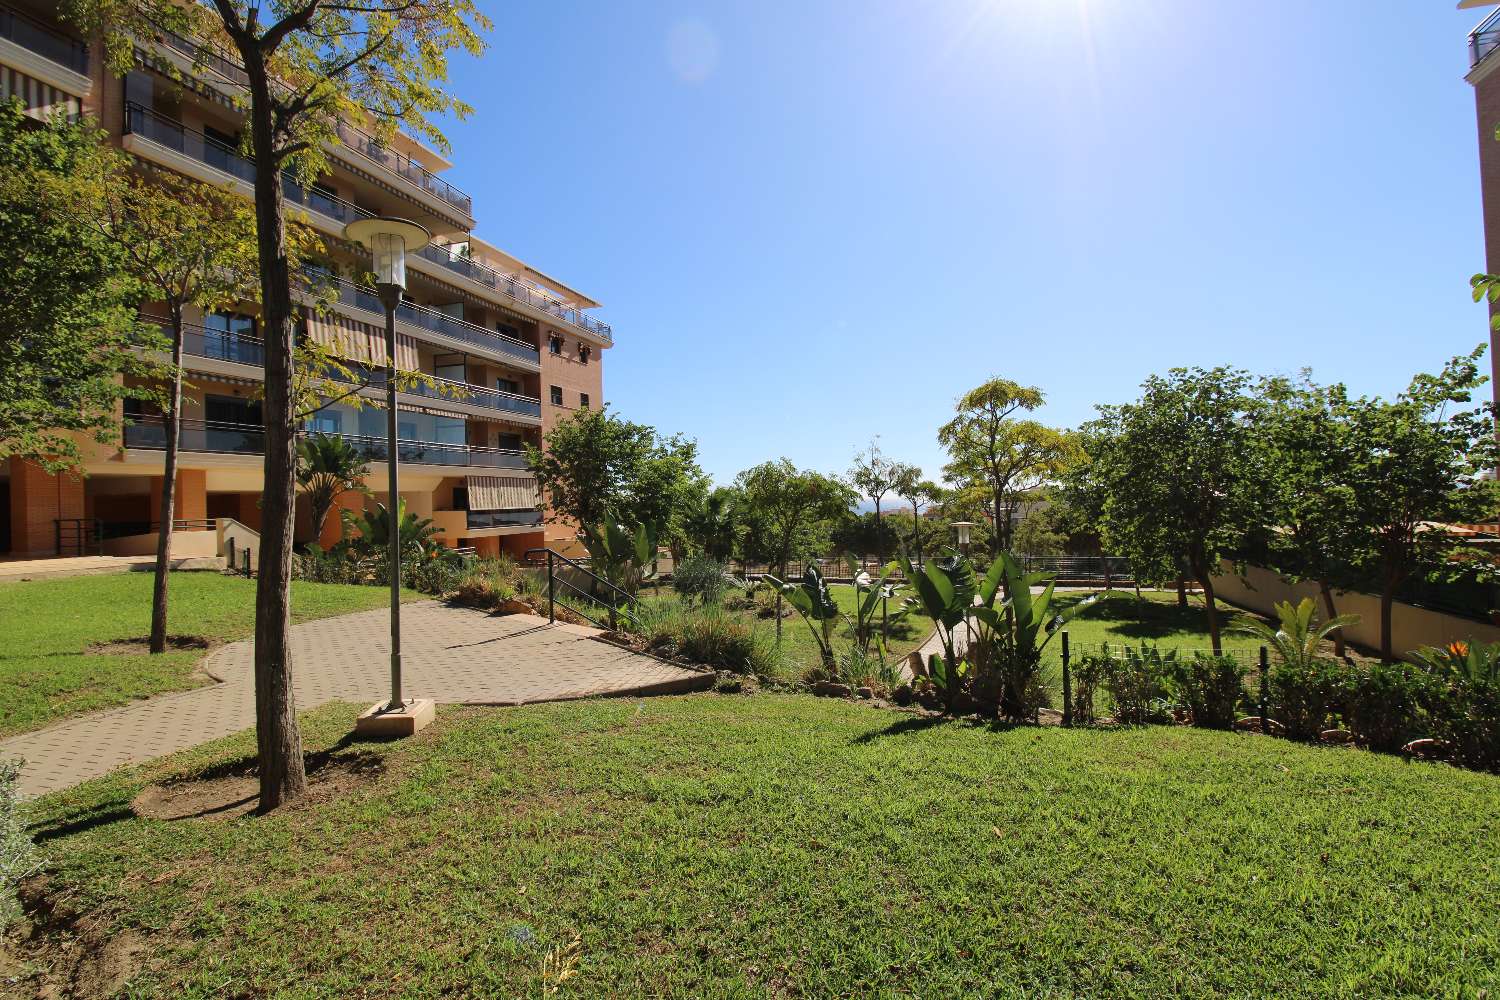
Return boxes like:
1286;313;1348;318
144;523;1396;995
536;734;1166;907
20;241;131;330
22;695;1500;997
641;583;936;682
1044;590;1269;669
0;572;419;739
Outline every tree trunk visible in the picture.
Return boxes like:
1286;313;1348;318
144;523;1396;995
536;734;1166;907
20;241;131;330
1176;576;1188;608
1192;555;1222;657
245;58;306;811
148;306;186;654
1380;584;1395;664
1319;580;1345;658
911;508;922;568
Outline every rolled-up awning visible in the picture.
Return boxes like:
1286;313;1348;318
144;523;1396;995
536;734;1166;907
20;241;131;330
466;474;539;512
305;310;418;371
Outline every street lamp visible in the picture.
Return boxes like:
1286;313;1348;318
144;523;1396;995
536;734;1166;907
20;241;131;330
344;216;434;738
952;521;974;557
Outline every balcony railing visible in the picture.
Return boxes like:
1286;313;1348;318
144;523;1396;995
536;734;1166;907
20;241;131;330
1474;8;1500;68
466;509;543;530
345;365;543;418
416;243;614;344
148;24;471;217
308;267;543;367
0;4;89;76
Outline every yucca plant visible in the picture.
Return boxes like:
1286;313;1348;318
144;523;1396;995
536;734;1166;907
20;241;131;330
1228;597;1359;670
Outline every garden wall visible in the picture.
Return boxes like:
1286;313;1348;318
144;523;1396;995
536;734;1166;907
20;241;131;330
1212;563;1500;655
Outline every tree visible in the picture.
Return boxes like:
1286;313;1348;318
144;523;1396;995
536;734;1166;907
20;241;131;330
0;102;162;471
889;464;938;567
527;407;705;556
686;486;742;563
734;460;855;641
297;433;368;548
1011;502;1065;557
1341;348;1500;661
1086;367;1262;655
938;378;1078;556
848;439;898;561
72;0;488;812
1252;374;1361;657
87;170;262;654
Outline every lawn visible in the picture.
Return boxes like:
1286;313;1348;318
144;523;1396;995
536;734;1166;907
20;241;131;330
640;583;936;682
1043;590;1270;669
15;695;1500;997
0;572;419;739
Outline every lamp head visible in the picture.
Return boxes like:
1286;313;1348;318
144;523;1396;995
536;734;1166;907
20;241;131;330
343;217;430;290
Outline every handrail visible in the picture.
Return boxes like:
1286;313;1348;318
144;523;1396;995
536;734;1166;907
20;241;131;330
525;547;640;630
1474;7;1500;68
0;4;88;75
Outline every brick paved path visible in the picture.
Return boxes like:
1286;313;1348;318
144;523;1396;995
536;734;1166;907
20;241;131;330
0;602;709;797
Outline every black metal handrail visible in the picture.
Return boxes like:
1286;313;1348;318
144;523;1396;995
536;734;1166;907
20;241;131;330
0;4;88;75
525;547;639;630
54;518;102;556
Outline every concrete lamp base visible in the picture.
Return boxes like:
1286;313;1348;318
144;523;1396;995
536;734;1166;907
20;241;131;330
355;698;436;738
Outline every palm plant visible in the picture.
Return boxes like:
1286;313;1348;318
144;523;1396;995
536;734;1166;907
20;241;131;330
1228;598;1359;671
297;432;367;548
342;498;441;563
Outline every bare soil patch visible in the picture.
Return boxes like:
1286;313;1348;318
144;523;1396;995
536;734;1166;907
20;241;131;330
132;751;385;823
85;634;210;656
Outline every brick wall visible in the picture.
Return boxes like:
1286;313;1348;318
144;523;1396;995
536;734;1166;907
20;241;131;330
1474;67;1500;392
538;326;605;547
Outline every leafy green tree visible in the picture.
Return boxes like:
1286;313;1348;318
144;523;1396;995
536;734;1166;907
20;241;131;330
297;433;368;549
1340;348;1500;662
1252;374;1362;656
735;460;855;641
71;0;489;811
1011;502;1065;557
528;408;706;559
830;511;901;563
889;464;938;566
938;378;1078;556
848;439;898;560
1086;367;1262;655
88;169;263;655
0;102;162;471
686;486;743;563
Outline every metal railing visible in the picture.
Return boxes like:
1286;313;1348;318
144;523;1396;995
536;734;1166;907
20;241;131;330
308;267;543;367
526;547;640;630
467;509;543;530
335;364;543;418
1472;8;1500;68
54;518;102;556
0;4;88;75
415;244;614;345
123;417;531;469
148;24;472;217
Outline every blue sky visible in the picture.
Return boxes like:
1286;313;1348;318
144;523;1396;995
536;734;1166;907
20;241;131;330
440;0;1493;486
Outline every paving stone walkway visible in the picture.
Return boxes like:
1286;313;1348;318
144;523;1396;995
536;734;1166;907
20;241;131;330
0;602;710;797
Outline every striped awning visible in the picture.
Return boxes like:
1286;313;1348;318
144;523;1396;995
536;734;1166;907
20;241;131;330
466;475;539;512
304;310;418;371
0;67;82;120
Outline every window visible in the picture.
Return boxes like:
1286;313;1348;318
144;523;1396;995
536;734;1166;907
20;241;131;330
495;377;520;395
579;345;591;365
204;311;257;363
205;394;262;427
579;392;590;409
549;385;563;406
307;411;341;435
548;335;563;355
433;417;466;445
496;432;523;450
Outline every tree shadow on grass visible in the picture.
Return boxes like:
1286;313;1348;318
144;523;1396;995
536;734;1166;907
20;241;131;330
852;714;952;744
30;799;136;844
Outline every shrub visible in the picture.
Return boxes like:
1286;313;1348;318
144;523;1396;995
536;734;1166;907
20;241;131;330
407;550;466;596
1345;661;1429;753
1269;658;1348;741
1410;641;1500;772
1099;644;1173;726
628;602;782;678
1169;654;1248;730
293;547;365;585
449;558;526;611
1;759;37;930
674;555;731;606
1069;652;1106;724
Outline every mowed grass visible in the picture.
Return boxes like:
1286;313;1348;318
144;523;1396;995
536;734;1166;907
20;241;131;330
0;572;419;738
21;695;1500;998
1042;590;1270;669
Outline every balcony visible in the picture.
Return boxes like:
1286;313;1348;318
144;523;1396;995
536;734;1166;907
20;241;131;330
147;26;473;221
414;244;614;345
124;417;532;470
0;4;89;76
123;103;374;232
465;509;544;530
308;267;543;369
1474;8;1500;69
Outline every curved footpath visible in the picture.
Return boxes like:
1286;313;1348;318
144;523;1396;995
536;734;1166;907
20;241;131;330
0;602;710;797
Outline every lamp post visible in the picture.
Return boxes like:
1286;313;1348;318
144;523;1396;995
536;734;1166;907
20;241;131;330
952;521;974;558
344;216;435;738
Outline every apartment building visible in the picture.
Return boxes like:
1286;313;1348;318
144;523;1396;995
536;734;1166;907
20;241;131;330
1470;5;1500;398
0;2;611;560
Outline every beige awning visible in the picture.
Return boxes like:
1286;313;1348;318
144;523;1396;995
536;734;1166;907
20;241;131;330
466;475;539;511
305;310;418;370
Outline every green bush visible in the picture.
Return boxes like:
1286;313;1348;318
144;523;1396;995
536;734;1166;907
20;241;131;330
1345;661;1429;753
1169;654;1248;730
1422;675;1500;773
1097;644;1173;726
674;555;731;606
449;558;525;611
293;547;365;585
1269;658;1348;741
1;759;37;929
628;602;781;678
